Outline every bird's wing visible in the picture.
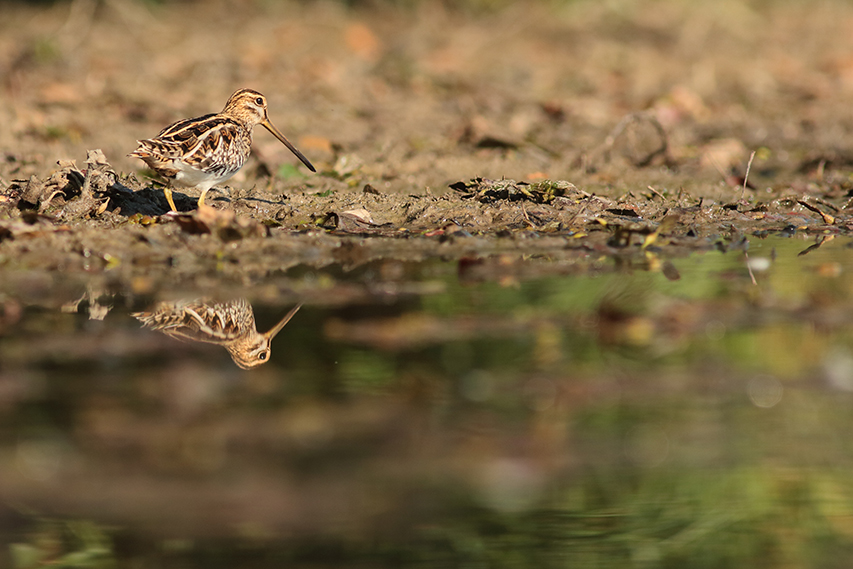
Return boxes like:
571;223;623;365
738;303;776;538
133;299;250;345
130;114;241;168
160;115;241;170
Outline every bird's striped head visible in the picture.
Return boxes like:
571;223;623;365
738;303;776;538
222;88;270;126
221;88;316;172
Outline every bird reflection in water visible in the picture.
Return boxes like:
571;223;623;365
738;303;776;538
133;298;301;369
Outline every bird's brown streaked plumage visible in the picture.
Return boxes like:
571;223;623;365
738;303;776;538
129;88;315;212
132;298;302;370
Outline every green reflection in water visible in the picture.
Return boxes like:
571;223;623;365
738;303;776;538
5;236;853;567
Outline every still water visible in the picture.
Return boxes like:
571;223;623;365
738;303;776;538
3;234;853;567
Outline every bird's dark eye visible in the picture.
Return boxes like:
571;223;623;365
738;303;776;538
259;352;267;360
255;97;264;106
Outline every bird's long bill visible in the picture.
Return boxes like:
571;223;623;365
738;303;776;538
264;303;303;341
262;119;316;172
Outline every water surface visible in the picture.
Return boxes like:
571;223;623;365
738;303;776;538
3;234;853;567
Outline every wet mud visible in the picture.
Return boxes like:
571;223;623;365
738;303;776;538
1;0;853;302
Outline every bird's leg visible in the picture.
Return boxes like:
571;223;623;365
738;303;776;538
197;188;210;208
163;186;178;213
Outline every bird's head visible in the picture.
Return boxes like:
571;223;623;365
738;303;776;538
222;88;315;172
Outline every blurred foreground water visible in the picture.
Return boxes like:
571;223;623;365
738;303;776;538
3;234;853;567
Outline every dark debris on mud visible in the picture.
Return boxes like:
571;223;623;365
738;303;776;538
0;147;849;300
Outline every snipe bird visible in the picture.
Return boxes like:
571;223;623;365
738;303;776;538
133;298;302;370
129;88;315;212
